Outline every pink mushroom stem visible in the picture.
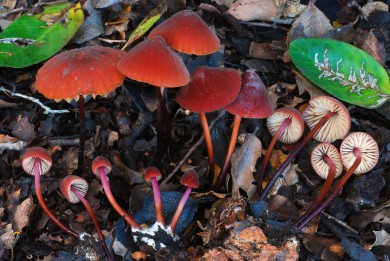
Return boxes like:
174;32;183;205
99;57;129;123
257;117;292;193
295;155;337;229
169;186;192;233
33;158;78;238
98;166;141;229
297;148;362;230
70;186;113;261
260;111;336;200
199;112;215;176
216;115;242;188
150;176;165;226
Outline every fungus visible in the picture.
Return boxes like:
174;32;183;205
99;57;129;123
257;107;304;193
176;66;241;176
297;132;379;229
169;170;199;233
216;70;274;187
35;46;126;175
144;167;165;227
92;156;141;229
60;175;112;260
260;96;350;200
22;147;78;238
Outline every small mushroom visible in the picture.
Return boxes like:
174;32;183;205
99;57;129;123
144;167;165;227
260;96;350;200
60;175;112;261
148;10;220;55
257;107;304;193
176;66;241;176
22;147;78;238
297;132;379;229
92;156;141;229
217;70;274;187
169;170;199;233
294;143;343;230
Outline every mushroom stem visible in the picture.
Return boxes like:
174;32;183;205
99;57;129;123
294;155;337;229
260;111;337;200
150;176;166;227
34;158;78;238
257;117;292;193
199;112;214;176
98;166;141;229
216;115;242;188
77;96;86;176
169;186;192;233
296;148;362;230
70;186;112;261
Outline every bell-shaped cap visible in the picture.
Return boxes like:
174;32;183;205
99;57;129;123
176;66;241;113
22;147;52;176
117;36;190;88
225;70;274;118
92;156;112;177
60;175;89;204
267;107;304;144
180;170;199;189
144;167;162;182
35;46;126;102
311;143;343;179
148;10;220;55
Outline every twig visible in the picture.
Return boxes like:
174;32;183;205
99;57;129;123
162;110;225;185
0;7;28;18
240;21;289;31
0;141;27;151
0;87;69;114
321;211;359;235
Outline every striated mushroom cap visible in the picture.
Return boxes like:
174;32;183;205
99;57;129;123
180;170;199;189
92;156;112;177
311;143;343;179
148;10;220;55
267;107;304;144
60;175;89;204
22;147;52;176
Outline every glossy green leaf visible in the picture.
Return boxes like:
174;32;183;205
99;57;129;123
0;3;84;68
289;38;390;108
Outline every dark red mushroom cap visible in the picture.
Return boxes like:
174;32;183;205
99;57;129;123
22;147;52;176
117;36;190;88
267;107;304;144
148;10;220;55
35;46;126;102
92;156;112;177
144;167;162;182
60;175;89;204
225;70;274;118
176;66;241;113
180;170;199;189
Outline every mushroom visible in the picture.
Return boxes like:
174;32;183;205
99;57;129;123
35;46;126;175
216;70;274;187
92;156;141;229
176;66;241;176
260;96;350;200
148;10;220;55
117;36;190;164
144;167;166;227
297;132;379;229
21;147;78;238
169;170;199;233
294;143;343;230
60;175;112;261
257;107;304;193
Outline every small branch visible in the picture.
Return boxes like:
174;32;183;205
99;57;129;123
321;211;359;235
0;141;27;151
162;110;225;186
0;87;69;114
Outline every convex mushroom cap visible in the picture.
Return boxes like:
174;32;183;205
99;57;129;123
35;46;126;102
311;143;343;179
144;167;162;182
148;10;220;55
117;36;190;88
180;170;199;189
302;96;350;143
176;66;241;113
267;107;304;144
22;147;52;176
92;156;112;177
60;175;89;204
340;132;379;174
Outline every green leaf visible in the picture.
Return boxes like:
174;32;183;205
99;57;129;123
0;3;84;68
289;38;390;108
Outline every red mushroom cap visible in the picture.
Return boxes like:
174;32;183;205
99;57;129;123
35;46;126;102
22;147;52;176
92;156;112;177
117;36;190;88
267;107;304;144
225;70;274;118
60;175;89;204
176;66;241;113
180;170;199;189
144;167;162;182
148;10;220;55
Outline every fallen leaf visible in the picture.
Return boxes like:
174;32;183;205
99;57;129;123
268;194;299;220
349;208;390;228
10;116;36;142
0;224;16;249
295;73;327;98
354;29;386;66
58;147;79;175
0;99;17;108
368;230;390;249
13;197;35;231
226;0;279;22
361;1;388;18
249;41;284;60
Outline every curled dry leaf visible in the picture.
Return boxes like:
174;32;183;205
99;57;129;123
226;0;279;22
13;197;35;231
361;1;389;18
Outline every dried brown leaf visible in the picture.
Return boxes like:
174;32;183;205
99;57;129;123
13;197;35;231
226;0;279;22
354;29;386;66
0;99;17;108
295;73;327;98
10;116;36;142
361;1;388;18
249;41;284;60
